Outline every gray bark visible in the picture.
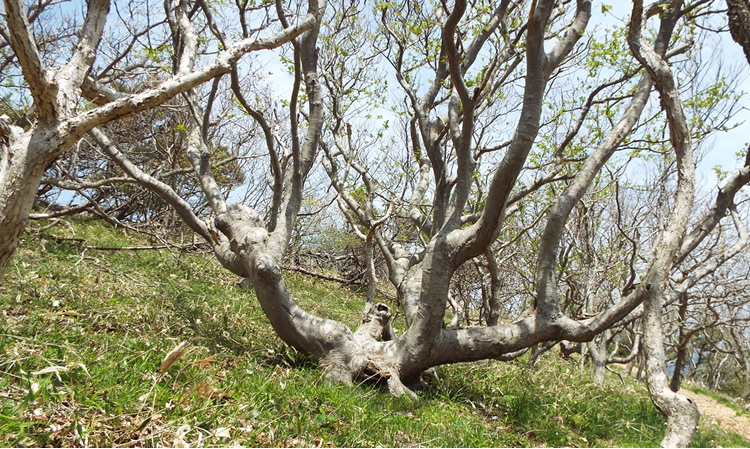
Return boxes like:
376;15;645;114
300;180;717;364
628;1;700;445
0;131;43;281
589;330;610;385
6;5;748;444
484;248;503;326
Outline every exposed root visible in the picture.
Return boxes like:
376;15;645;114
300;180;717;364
318;303;423;401
322;364;354;386
387;370;419;401
422;367;439;381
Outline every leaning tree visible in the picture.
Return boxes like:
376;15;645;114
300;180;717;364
3;0;750;446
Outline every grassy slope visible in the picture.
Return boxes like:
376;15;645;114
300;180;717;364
1;219;748;448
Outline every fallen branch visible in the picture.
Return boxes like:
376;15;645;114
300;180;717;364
27;218;72;233
29;202;95;220
284;264;356;283
282;265;396;300
85;243;207;251
39;234;208;251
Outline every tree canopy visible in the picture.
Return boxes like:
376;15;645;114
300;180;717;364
2;0;750;446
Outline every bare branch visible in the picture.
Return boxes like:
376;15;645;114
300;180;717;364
89;128;214;245
3;0;54;117
71;12;317;138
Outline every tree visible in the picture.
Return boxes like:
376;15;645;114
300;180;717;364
0;0;317;280
3;0;750;446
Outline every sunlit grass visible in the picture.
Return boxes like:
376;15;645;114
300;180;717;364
1;218;748;447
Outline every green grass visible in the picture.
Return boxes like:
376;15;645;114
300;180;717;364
1;218;749;447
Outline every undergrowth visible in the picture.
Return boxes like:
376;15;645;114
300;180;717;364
1;218;748;447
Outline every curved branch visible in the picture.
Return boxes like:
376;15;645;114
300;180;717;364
89;128;213;244
70;12;317;139
229;67;283;231
452;0;591;264
3;0;54;118
628;1;700;445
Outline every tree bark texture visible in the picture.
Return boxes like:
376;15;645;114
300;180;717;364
0;133;42;282
670;292;690;393
6;3;750;448
589;331;609;385
726;0;750;64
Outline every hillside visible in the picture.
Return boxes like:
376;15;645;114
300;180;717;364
1;219;748;447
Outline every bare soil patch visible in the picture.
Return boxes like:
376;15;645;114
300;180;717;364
680;389;750;441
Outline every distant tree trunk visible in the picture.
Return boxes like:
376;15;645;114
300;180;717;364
624;357;635;377
579;342;588;374
365;233;378;306
446;292;463;330
527;344;542;368
636;352;644;381
527;341;558;368
484;248;502;326
712;355;729;390
729;328;750;401
670;292;690;392
589;330;610;385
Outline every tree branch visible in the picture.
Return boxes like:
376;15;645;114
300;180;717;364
70;12;317;139
2;0;54;118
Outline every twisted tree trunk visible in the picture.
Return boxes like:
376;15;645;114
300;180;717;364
628;1;700;445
